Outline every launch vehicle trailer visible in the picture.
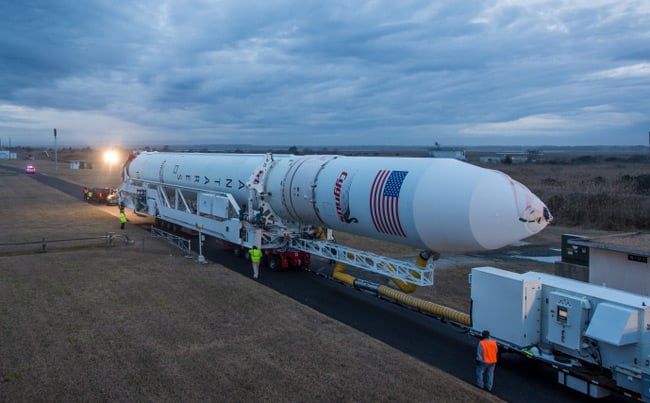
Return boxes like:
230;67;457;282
117;151;551;285
471;266;650;402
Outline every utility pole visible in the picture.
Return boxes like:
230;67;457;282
53;128;58;170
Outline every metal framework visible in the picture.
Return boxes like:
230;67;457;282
121;178;434;286
151;226;192;256
289;238;434;286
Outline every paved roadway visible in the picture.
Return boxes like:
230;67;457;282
18;167;630;403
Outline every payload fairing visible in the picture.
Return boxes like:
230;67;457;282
120;152;551;253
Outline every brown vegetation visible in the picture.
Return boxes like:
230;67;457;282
496;156;650;230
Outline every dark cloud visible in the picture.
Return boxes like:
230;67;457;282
0;1;648;147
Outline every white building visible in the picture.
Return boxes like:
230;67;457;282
69;160;93;169
0;150;17;159
570;232;650;296
429;150;466;160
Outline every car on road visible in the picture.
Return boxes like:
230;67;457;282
88;187;118;205
25;165;36;174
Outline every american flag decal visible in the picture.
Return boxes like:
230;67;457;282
369;170;408;237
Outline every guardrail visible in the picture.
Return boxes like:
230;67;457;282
150;226;192;256
0;232;134;252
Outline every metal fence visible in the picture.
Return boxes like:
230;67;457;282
150;226;192;256
0;232;134;252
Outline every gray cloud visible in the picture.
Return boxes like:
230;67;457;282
0;0;648;147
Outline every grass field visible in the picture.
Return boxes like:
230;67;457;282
0;160;502;401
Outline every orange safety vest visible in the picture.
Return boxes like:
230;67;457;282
480;339;498;364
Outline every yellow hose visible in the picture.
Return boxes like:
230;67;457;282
389;250;430;293
331;261;471;327
333;262;355;287
391;277;418;293
314;226;328;241
378;285;471;326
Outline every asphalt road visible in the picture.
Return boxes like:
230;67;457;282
23;167;630;403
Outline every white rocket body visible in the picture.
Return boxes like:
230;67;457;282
124;152;551;252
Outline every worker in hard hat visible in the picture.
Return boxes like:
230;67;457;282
249;246;262;279
476;329;498;392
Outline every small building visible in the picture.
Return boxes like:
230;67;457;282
569;232;650;296
477;151;533;164
0;150;17;160
69;160;93;169
479;156;503;164
429;149;467;161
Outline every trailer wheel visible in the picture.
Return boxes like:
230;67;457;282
233;247;243;258
267;256;280;271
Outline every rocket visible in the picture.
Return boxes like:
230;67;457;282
121;152;552;253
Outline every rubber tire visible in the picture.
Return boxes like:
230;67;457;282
267;256;280;271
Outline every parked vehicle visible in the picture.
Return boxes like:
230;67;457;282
88;187;117;205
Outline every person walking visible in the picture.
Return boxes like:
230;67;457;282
83;187;89;201
249;246;262;279
476;329;498;392
119;208;127;230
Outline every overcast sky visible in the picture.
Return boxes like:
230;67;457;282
1;1;649;148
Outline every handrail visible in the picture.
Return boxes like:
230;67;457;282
0;232;133;251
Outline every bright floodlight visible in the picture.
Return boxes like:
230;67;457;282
104;150;118;164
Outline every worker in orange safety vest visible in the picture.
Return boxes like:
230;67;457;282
476;329;498;392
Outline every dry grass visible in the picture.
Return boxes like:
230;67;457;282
0;163;500;402
497;159;650;229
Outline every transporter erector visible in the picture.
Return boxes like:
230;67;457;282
117;151;551;285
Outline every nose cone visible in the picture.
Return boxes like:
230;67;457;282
413;161;552;252
468;172;552;250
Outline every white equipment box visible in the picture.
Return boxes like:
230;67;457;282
470;266;542;347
